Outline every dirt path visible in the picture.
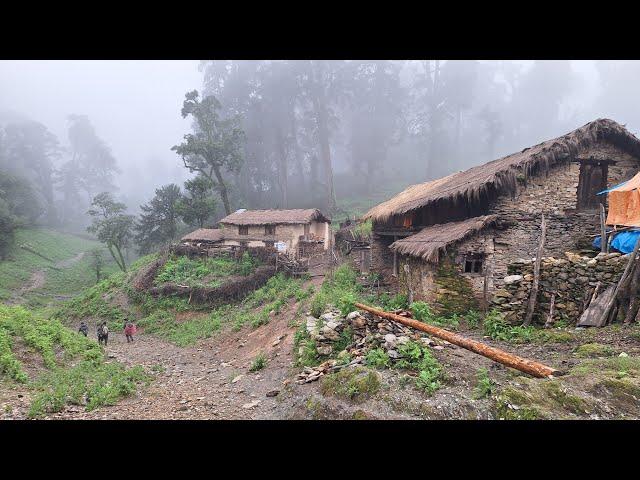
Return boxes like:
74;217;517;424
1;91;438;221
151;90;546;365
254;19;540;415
48;274;327;420
7;252;86;305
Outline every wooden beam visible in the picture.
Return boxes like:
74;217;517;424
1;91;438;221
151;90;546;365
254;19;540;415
354;302;560;378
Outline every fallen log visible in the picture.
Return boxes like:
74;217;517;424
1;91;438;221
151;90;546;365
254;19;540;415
354;302;560;379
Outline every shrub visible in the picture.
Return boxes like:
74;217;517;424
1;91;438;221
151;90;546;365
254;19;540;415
249;353;267;372
365;348;390;369
472;368;494;399
320;367;381;402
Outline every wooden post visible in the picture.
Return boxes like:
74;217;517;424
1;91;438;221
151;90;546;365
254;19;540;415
544;293;556;329
600;203;607;253
523;214;546;326
392;235;398;276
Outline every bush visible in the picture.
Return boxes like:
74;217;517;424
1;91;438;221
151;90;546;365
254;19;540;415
365;348;390;369
249;353;267;372
472;368;494;399
320;367;381;402
394;340;443;396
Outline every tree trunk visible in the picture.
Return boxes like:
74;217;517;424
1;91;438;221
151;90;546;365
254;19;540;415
212;165;232;215
276;126;288;208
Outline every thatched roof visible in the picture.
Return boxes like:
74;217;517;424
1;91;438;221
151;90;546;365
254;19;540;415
390;215;499;263
181;228;223;243
219;208;330;226
364;119;640;223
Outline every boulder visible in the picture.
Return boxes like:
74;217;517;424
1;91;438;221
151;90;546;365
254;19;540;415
503;274;523;285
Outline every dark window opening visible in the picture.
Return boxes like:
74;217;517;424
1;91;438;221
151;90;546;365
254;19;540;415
462;253;484;274
265;225;276;235
239;225;248;235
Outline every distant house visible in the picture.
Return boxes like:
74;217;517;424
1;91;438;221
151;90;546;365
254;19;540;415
181;228;224;246
218;208;331;256
180;209;332;258
363;118;640;307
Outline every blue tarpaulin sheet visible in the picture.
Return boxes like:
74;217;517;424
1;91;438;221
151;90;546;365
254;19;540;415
593;230;640;253
597;180;629;195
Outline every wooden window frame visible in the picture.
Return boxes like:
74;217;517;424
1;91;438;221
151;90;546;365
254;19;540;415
239;225;248;235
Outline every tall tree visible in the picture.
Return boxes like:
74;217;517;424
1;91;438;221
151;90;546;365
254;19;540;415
3;121;61;224
177;176;217;228
87;192;134;272
134;184;182;254
172;90;244;216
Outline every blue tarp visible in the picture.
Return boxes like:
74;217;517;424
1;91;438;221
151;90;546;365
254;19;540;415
593;230;640;253
597;180;629;195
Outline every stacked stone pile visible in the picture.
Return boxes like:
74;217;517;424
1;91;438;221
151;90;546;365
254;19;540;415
296;309;450;383
493;251;627;324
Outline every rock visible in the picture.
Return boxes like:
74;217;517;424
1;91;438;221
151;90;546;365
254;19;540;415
387;349;399;359
242;400;261;409
503;275;523;285
306;316;319;334
266;390;280;397
317;345;332;356
351;316;366;329
347;311;361;320
494;289;512;298
320;326;340;341
397;335;410;345
619;352;629;358
231;374;244;384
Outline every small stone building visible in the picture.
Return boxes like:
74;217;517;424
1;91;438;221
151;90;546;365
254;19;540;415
218;208;331;257
363;118;640;316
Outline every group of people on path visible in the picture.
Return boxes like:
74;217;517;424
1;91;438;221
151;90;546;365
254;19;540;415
78;319;137;345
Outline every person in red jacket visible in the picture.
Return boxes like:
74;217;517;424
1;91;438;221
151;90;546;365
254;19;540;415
124;319;137;343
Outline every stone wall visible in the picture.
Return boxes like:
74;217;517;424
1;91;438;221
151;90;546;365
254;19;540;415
492;251;627;325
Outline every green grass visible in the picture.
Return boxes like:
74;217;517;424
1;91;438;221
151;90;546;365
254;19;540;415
154;252;259;288
0;227;120;305
320;367;381;402
249;353;267;372
394;340;443;395
482;309;573;344
472;368;494;399
574;343;616;358
0;304;150;417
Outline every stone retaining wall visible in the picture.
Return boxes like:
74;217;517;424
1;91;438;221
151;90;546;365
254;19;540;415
492;251;627;325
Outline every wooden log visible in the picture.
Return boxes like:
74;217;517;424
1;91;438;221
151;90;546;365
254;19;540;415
600;203;607;253
544;293;556;329
354;302;560;378
523;214;546;326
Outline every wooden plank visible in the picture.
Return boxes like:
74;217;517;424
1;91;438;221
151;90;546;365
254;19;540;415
577;284;616;327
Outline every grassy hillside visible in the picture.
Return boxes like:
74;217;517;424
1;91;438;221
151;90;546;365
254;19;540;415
0;228;120;306
0;304;150;418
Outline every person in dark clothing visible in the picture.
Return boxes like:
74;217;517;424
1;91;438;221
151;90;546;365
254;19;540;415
78;322;88;337
97;321;109;346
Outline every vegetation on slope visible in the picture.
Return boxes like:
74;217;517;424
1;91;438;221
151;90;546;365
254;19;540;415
0;304;150;418
0;228;119;304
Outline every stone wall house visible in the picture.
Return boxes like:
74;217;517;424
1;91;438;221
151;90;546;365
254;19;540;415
362;119;640;319
217;208;331;258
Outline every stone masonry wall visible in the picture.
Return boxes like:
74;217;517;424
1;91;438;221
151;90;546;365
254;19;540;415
492;251;627;325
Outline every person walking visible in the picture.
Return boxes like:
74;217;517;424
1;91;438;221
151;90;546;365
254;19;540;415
124;320;137;343
97;321;109;346
78;321;88;337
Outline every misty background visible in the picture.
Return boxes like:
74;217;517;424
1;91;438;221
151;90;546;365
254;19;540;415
1;60;639;239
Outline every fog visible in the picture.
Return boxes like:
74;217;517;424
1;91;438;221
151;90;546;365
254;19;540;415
2;60;640;235
0;60;201;209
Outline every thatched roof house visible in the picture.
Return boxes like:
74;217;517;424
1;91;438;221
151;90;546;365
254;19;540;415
219;208;330;226
363;118;640;315
181;228;223;243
